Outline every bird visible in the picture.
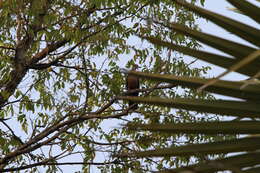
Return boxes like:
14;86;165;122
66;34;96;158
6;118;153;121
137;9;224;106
126;64;139;110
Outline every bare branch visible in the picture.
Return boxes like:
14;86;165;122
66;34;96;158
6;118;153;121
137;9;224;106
0;46;15;51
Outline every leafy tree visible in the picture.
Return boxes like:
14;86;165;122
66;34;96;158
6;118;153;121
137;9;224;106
118;0;260;172
0;0;243;172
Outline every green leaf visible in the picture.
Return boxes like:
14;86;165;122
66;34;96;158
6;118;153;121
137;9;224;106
226;0;260;24
242;167;260;173
70;95;79;103
156;152;260;173
118;137;260;158
118;96;260;118
126;121;260;134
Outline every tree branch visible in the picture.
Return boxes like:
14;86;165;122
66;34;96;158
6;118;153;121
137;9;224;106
0;46;15;50
29;40;68;66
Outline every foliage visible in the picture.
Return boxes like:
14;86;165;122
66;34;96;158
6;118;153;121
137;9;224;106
118;0;260;172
